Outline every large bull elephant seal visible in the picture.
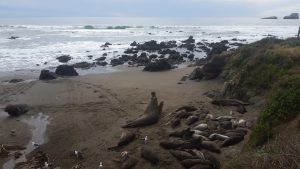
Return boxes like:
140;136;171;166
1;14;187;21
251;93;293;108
122;92;164;128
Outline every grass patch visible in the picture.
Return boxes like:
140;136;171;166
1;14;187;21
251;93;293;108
248;74;300;147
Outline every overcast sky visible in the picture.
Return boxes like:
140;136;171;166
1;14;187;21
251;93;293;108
0;0;299;17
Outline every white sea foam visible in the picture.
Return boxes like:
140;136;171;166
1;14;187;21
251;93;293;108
0;17;299;74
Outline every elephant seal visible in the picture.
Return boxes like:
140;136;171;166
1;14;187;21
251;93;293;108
208;133;229;141
186;116;199;125
122;92;164;128
190;164;212;169
222;136;244;147
180;159;210;168
119;152;138;169
201;141;221;153
108;131;136;150
170;150;197;161
140;146;159;165
160;139;187;149
211;99;249;106
176;105;197;112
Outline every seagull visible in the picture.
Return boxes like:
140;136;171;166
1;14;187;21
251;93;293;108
121;151;128;157
74;150;83;159
144;136;148;144
44;162;49;168
98;161;103;169
31;141;40;148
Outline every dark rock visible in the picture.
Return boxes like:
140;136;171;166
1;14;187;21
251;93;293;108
56;55;72;63
149;54;158;60
55;65;78;76
137;53;150;64
95;56;106;62
96;61;108;66
262;16;278;19
158;49;178;55
182;36;195;44
284;13;299;19
87;55;93;59
111;58;124;67
72;62;95;69
143;59;172;72
188;54;195;61
130;41;137;46
189;67;204;80
5;104;29;117
168;54;184;64
179;43;196;51
8;36;19;40
101;42;112;47
103;53;108;56
8;79;24;83
39;70;57;80
208;42;229;56
124;48;138;54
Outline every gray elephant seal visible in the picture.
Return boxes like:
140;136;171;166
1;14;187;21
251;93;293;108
141;146;160;165
122;92;164;128
108;131;136;150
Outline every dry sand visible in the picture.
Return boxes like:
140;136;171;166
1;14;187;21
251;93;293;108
0;67;262;169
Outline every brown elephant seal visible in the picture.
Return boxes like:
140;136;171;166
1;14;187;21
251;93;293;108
122;92;163;128
108;131;136;150
140;146;159;165
203;151;221;169
121;152;138;169
170;150;197;161
180;159;210;168
186;116;199;125
222;136;244;147
201;141;221;153
160;139;187;149
211;99;249;106
176;105;197;112
190;164;212;169
175;110;194;119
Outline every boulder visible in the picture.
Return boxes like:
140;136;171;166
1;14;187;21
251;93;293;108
110;58;124;67
55;65;78;76
72;62;95;69
209;42;229;56
95;56;106;62
96;61;108;66
182;36;195;44
5;104;29;117
283;13;299;19
39;70;57;80
56;55;72;63
130;41;137;46
143;59;172;72
189;67;204;80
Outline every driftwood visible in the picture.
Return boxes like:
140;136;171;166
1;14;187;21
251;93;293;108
122;92;163;128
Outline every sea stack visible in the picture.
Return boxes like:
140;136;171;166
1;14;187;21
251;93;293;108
283;13;299;19
261;16;278;19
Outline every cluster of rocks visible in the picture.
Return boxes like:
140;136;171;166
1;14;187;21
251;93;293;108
39;65;78;80
159;101;251;169
189;52;230;81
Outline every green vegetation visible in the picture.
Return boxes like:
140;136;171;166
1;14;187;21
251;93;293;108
249;74;300;147
222;38;300;168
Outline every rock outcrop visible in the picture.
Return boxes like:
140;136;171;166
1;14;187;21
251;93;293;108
5;104;29;117
261;16;278;19
39;70;57;80
56;55;72;63
143;59;172;72
55;65;78;76
283;13;299;19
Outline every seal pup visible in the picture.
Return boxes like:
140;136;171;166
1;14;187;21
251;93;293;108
122;92;164;128
119;151;138;169
108;131;136;150
140;136;160;165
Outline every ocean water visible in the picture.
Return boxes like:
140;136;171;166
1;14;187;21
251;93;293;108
0;17;299;74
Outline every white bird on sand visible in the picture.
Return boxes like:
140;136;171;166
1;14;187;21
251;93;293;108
44;162;49;168
121;151;128;157
74;150;83;159
98;161;103;169
144;136;148;144
31;141;40;147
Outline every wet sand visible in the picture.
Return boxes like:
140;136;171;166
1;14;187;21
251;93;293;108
0;67;261;169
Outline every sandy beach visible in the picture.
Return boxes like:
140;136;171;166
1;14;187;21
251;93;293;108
0;66;261;169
